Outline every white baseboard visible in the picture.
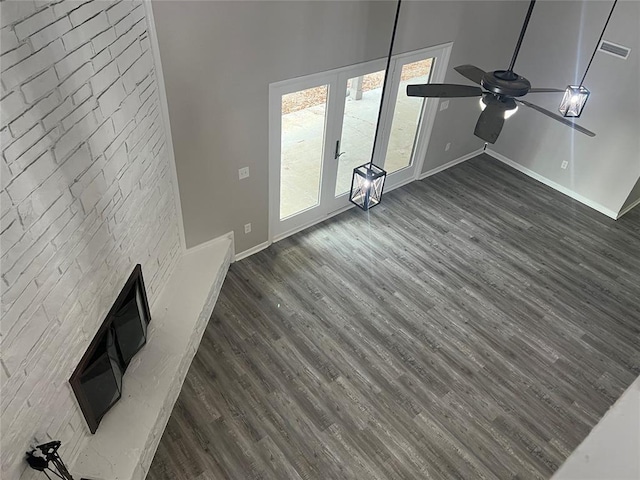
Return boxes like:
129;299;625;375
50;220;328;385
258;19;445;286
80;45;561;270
186;231;235;256
272;203;355;244
485;149;619;220
418;148;484;180
187;231;278;262
385;174;421;193
235;240;271;261
269;150;483;246
617;197;640;219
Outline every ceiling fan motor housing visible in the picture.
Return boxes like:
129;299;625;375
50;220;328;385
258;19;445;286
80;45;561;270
482;70;531;97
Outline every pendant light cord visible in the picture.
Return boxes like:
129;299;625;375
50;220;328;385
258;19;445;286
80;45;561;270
507;0;536;73
579;0;618;87
370;0;402;168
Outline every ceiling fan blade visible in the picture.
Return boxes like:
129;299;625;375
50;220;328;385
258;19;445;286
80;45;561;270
528;88;566;93
406;84;483;98
454;64;486;85
474;102;506;144
516;99;596;137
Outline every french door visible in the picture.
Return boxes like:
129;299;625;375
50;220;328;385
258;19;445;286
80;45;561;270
269;43;452;241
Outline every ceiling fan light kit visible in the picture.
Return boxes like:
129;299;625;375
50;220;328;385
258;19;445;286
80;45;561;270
406;0;596;143
480;95;518;119
558;85;590;118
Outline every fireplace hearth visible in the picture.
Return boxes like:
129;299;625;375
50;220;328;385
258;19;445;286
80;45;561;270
72;235;232;480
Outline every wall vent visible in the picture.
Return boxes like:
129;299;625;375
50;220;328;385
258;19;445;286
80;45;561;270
598;40;631;59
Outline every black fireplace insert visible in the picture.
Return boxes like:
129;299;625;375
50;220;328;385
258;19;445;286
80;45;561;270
69;264;151;433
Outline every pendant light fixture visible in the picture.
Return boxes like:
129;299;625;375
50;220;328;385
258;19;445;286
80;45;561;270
559;0;618;118
349;0;402;211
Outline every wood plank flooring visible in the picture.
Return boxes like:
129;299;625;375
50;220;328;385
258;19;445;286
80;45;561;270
148;155;640;480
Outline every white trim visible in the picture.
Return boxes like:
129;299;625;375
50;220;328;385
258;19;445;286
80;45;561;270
268;71;340;240
235;240;271;262
142;0;186;252
272;142;474;244
268;43;453;243
410;43;453;182
369;43;453;189
272;204;355;244
267;146;477;247
271;58;388;91
418;148;484;180
186;231;235;256
617;197;640;219
388;174;423;193
267;81;278;246
326;58;387;213
485;149;619;220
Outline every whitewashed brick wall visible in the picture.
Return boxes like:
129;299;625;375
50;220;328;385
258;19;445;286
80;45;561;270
0;1;182;478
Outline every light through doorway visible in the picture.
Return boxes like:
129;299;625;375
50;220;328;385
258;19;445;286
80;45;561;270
385;58;432;174
334;69;385;197
280;85;328;219
270;44;452;241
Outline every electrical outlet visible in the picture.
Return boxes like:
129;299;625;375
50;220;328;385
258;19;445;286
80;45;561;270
561;160;568;169
239;167;250;180
439;100;450;111
244;223;251;234
445;142;451;151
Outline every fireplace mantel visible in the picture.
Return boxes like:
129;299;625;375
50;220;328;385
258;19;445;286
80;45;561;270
73;234;233;480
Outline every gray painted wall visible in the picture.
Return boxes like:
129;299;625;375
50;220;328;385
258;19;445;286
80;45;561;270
152;0;526;251
620;177;640;214
490;0;640;215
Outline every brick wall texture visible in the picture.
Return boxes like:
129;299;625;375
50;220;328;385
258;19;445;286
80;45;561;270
0;1;182;478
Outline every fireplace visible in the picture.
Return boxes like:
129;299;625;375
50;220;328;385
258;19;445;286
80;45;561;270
70;265;151;434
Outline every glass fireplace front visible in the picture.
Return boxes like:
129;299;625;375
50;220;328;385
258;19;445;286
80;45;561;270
70;265;151;433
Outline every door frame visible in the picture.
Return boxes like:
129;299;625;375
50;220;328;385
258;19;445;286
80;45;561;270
379;43;452;191
268;69;338;239
269;42;453;243
324;57;388;213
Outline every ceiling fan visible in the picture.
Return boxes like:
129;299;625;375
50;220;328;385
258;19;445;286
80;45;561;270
407;0;596;144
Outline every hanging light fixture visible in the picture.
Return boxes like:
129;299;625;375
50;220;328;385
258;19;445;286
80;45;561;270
559;0;618;118
349;0;402;211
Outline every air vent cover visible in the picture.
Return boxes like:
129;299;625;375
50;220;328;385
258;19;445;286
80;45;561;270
598;40;631;59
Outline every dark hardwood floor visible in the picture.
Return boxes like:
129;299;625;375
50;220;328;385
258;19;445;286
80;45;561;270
148;155;640;480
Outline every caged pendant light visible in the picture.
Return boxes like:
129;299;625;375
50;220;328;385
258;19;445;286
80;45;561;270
559;0;618;118
349;0;402;211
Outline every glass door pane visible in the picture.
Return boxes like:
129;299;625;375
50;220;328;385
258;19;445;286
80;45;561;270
280;85;329;219
384;58;433;174
271;46;451;243
334;70;385;197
